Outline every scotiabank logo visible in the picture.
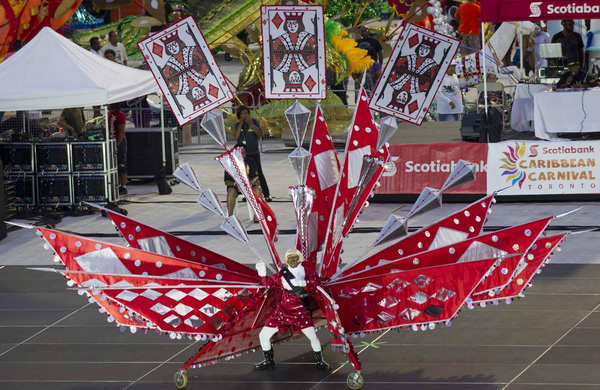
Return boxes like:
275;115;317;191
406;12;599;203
529;1;542;17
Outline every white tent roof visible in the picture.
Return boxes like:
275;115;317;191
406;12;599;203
0;27;159;111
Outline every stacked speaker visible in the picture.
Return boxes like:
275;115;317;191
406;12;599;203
0;140;118;207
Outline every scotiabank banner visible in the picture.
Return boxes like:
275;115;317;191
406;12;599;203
378;143;488;194
487;140;600;195
481;0;600;22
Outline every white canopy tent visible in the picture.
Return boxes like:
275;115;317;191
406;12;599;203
0;27;170;170
0;27;159;110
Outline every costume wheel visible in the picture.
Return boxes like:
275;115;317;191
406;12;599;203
346;370;364;389
174;369;188;389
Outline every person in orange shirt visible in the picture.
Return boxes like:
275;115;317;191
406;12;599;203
455;0;481;55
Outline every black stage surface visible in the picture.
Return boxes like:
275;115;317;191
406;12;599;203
1;264;600;390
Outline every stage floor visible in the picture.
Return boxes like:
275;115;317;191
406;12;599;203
1;264;599;390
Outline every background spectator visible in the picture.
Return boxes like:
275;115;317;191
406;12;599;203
455;0;481;56
89;37;101;55
108;103;128;195
58;107;85;138
224;143;262;220
551;20;584;67
104;49;116;62
436;62;463;121
234;106;271;201
101;31;128;65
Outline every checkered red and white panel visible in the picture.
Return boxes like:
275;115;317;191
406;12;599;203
63;270;263;334
138;16;233;126
335;217;552;281
370;23;459;125
327;258;496;333
339;194;496;278
261;5;326;100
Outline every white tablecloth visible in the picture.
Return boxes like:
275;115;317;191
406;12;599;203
510;84;551;132
534;88;600;140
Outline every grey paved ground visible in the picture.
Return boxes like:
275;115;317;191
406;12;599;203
1;141;600;389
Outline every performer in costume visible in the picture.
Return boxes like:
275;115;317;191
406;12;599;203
255;249;329;370
160;30;210;102
271;12;317;92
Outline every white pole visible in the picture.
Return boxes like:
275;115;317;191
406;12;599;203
519;29;524;78
481;21;489;116
104;105;110;142
160;94;166;168
104;105;113;201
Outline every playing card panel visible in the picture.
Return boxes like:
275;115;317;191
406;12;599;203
370;23;459;125
261;5;326;100
138;16;233;126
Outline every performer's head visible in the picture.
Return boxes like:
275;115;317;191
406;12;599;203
161;31;183;55
284;12;303;34
285;248;303;268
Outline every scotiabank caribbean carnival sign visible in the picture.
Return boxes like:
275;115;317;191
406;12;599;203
487;141;600;195
481;0;600;22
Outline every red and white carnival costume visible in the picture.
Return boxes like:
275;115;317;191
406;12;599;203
256;250;322;353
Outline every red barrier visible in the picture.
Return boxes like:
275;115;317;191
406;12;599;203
377;143;487;194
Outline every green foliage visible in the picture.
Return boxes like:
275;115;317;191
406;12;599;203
325;0;378;27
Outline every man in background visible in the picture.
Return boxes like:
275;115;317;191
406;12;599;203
58;107;85;138
551;20;584;67
89;37;101;56
435;62;463;121
108;103;128;195
101;31;128;65
556;61;586;89
455;0;481;56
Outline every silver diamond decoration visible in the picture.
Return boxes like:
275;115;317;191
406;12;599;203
285;101;311;147
217;147;263;221
414;275;433;288
189;288;209;301
377;311;394;324
115;290;139;302
378;296;400;308
213;288;233;301
407;187;442;218
199;303;219;317
387;278;410;292
408;291;429;305
184;315;205;329
361;282;382;293
165;289;187;302
400;308;421;320
339;287;359;299
163;314;182;328
140;289;162;301
441;160;477;192
197;189;225;217
431;288;456;302
289;185;315;257
220;215;249;244
343;156;384;234
376;116;398;151
174;303;193;316
174;163;201;191
288;147;312;185
373;215;408;247
200;110;227;149
150;303;170;315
